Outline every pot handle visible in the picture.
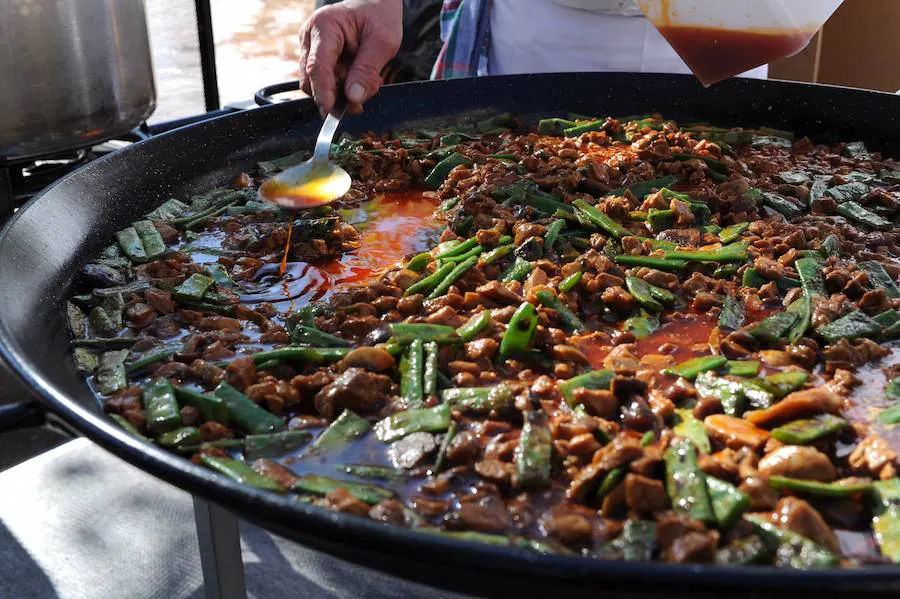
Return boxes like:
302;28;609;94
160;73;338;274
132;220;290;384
255;81;300;106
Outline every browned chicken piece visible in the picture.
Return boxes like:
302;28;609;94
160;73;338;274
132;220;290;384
624;473;667;512
744;388;844;427
758;446;837;482
567;436;643;502
772;496;841;554
704;414;770;450
849;435;899;480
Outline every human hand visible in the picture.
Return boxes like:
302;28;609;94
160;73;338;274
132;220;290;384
298;0;403;117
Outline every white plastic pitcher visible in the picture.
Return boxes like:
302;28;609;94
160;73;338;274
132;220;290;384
635;0;845;86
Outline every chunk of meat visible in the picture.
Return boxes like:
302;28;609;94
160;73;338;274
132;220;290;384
625;473;667;513
540;504;594;545
198;316;241;332
758;446;837;482
144;287;175;314
340;347;395;372
567;436;643;502
369;499;407;526
476;280;522;305
325;488;371;517
849;435;899;480
444;498;511;533
664;530;718;563
772;496;841;554
474;458;514;485
125;303;156;327
704;414;770;450
744;388;844;427
313;367;393;420
739;475;780;511
603;343;641;371
225;356;256;391
822;338;890;373
251;458;298;489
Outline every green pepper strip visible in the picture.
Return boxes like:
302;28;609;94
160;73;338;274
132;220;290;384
289;324;353;348
390;323;459;345
744;515;839;569
515;410;552;488
423;342;439;398
815;309;883;343
479;244;513;266
571;199;631;239
559;271;583;293
457;310;491;342
706;476;750;527
427;255;479;300
558;370;614;408
750;310;801;345
664;355;728;380
200;456;285;493
249;347;350;365
400;339;425;407
625;276;664;313
404;262;456;297
498;302;539;361
665;438;715;523
770;414;848;445
142;378;182;434
836;201;892;231
126;344;183;373
860;261;900;299
535;290;584;332
311;409;371;451
796;257;827;297
725;360;761;377
544;219;565;253
213;382;285;435
768;476;872;498
664;242;749;263
405;252;432;273
441;384;516;414
719;295;745;331
158;426;202;449
373;403;451;443
872;480;900;563
115;227;147;263
614;255;687;272
244;430;313;461
109;413;149;441
719;222;749;244
425;153;472;189
173;273;214;300
174;386;229;424
133;220;166;259
501;257;534;283
674;409;711;454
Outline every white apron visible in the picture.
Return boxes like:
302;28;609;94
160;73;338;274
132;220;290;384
488;0;769;79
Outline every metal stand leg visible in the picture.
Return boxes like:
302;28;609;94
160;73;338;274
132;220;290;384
193;496;248;599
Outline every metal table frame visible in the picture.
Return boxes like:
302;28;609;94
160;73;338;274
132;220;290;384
193;496;248;599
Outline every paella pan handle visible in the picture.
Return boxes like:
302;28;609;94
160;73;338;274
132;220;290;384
254;81;300;106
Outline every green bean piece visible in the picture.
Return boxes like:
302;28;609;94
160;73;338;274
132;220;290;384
423;341;439;399
205;263;235;288
842;141;870;160
400;339;425;408
750;310;802;345
73;347;99;373
426;255;479;300
559;370;614;407
287;323;353;347
141;378;182;434
625;276;664;313
773;171;811;185
516;410;552;488
403;263;456;297
559;271;583;293
815;309;883;343
646;208;675;231
860;261;900;299
753;189;803;219
156;426;201;449
72;337;139;349
594;467;626;502
132;220;166;260
837;201;892;231
66;301;88;339
244;430;313;460
674;409;711;454
96;349;129;395
338;464;400;482
614;254;687;272
879;405;900;425
496;180;574;215
752;135;793;149
825;181;871;203
173;273;214;301
664;437;715;524
796;257;827;297
640;431;655;447
664;355;728;380
818;233;842;258
770;414;848;445
744;515;839;569
608;175;679;200
718;295;745;331
390;323;459;345
538;118;576;136
444;243;485;264
695;371;745;417
543;219;565;253
564;120;605;137
405;252;432;274
872;479;900;563
706;476;750;528
725;360;761;377
647;283;677;306
126;344;183;374
457;310;491;342
441;384;516;414
88;306;118;337
201;456;285;493
535;290;584;332
664;242;749;263
716;535;772;566
174;386;229;424
109;413;149;441
763;370;809;399
249;347;349;366
741;268;767;289
624;313;659;339
627;210;648;221
115;226;148;263
425;153;472;189
785;295;812;345
498;302;539;361
768;476;872;498
147;197;189;221
433;421;457;473
213;382;284;435
602;520;657;562
312;409;371;451
571;199;631;239
90;282;149;300
479;244;513;266
374;403;451;443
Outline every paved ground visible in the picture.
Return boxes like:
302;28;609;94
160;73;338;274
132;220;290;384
147;0;314;123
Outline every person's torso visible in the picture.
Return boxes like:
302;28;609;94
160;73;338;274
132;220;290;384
488;0;769;79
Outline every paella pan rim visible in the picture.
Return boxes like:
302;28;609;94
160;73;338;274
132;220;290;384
2;73;900;593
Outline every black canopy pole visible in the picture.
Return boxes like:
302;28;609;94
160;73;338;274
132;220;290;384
195;0;220;111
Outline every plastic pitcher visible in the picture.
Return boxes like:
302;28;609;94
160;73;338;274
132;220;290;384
635;0;845;86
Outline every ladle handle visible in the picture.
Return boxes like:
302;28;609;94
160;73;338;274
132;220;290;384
313;95;347;165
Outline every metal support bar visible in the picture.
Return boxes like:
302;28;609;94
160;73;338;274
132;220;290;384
0;166;13;223
194;0;220;111
192;496;247;599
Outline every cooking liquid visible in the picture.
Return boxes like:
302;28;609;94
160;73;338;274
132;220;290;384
655;25;814;86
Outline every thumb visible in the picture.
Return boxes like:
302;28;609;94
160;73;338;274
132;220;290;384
344;32;397;105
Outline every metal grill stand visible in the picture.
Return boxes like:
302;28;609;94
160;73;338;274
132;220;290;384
193;497;248;599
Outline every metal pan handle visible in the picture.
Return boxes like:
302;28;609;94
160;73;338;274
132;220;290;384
254;81;300;106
